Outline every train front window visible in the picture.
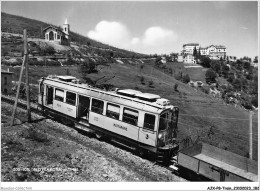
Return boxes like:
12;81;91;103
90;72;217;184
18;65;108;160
159;113;168;131
159;108;178;131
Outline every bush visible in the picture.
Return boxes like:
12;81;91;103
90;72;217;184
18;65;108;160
148;80;154;88
200;86;210;94
182;74;190;84
174;83;178;92
175;72;182;80
140;76;145;85
205;68;217;83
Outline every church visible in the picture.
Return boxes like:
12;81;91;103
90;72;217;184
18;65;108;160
43;19;70;46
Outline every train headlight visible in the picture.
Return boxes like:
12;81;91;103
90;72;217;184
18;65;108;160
158;132;163;140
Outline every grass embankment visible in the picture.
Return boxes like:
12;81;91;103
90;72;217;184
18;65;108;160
3;61;258;161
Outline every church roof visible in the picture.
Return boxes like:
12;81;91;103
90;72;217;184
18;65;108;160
42;25;69;36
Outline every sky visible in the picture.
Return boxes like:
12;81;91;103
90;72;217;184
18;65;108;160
1;1;259;59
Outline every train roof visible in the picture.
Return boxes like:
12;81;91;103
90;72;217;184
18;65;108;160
40;75;177;114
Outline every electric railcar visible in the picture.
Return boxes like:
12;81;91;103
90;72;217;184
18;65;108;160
38;75;179;163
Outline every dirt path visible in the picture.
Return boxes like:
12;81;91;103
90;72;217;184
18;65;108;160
1;102;186;182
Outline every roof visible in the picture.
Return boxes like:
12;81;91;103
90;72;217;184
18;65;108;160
215;45;226;49
135;93;161;100
208;45;226;49
183;43;199;47
57;76;76;80
1;70;13;74
41;76;176;113
43;25;69;36
43;25;61;32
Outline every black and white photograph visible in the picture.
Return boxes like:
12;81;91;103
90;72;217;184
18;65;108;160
1;1;259;190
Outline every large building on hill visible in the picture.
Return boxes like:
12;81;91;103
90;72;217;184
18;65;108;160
181;43;227;60
182;43;200;55
200;45;226;60
43;19;70;46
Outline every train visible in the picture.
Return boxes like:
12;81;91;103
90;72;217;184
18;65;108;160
37;75;258;182
37;75;179;164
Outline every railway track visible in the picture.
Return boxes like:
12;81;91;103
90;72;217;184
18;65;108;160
1;95;43;116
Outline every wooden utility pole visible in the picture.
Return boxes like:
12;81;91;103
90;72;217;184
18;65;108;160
25;29;31;123
249;111;253;160
10;29;30;126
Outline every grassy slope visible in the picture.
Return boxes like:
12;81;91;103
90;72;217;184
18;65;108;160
2;62;258;160
1;12;145;58
5;61;257;160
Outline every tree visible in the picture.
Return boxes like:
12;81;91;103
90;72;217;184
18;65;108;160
193;47;198;57
205;68;217;83
210;60;221;74
243;62;251;70
200;56;211;68
222;65;230;78
253;56;258;63
233;78;242;91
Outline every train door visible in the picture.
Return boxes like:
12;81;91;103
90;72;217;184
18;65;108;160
138;113;157;147
46;86;53;107
78;95;90;120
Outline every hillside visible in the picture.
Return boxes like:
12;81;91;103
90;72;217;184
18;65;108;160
1;12;147;58
1;12;258;162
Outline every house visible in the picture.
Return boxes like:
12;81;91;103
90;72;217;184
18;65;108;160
188;80;204;87
199;45;226;60
43;18;70;46
177;55;183;62
183;54;196;64
161;57;167;64
1;69;13;94
227;56;237;62
183;43;200;55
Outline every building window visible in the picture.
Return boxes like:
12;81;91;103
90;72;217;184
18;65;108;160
106;103;120;120
91;99;104;114
143;113;156;131
57;35;60;39
55;33;57;39
66;91;76;105
55;89;64;102
122;108;138;126
65;27;66;32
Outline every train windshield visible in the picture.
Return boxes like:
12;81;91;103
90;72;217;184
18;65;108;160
159;107;179;131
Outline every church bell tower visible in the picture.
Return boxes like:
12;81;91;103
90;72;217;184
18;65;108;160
63;18;70;39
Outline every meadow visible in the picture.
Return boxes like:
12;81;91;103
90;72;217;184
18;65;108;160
3;61;258;160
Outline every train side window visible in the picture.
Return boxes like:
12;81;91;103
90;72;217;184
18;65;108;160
143;113;155;131
91;99;104;114
66;91;76;105
55;88;64;102
106;103;120;120
122;108;138;126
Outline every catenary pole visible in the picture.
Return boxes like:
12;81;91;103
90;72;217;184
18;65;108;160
10;29;29;126
24;29;31;122
249;111;253;159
